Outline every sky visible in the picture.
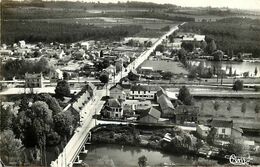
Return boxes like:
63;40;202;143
63;0;260;10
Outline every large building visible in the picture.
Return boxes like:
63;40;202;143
129;84;160;100
139;107;161;124
25;73;44;88
109;84;126;101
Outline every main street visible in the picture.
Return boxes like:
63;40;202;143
51;23;183;167
51;89;105;167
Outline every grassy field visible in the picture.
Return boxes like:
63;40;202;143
139;60;189;74
28;17;177;30
196;98;260;129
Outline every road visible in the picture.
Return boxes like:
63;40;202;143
51;90;105;167
51;23;183;167
112;23;183;84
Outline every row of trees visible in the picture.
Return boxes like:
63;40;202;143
3;21;143;44
0;92;78;165
3;57;51;80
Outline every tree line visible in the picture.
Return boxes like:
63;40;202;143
2;58;51;80
180;18;260;57
0;92;79;165
2;21;143;44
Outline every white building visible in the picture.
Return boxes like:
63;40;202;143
129;84;160;100
18;40;26;48
196;124;211;138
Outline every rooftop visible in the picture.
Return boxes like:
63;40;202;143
210;119;233;128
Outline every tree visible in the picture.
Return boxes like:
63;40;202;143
155;44;165;53
53;112;73;138
241;103;246;118
212;50;223;61
255;67;258;76
102;59;110;69
178;86;193;105
229;66;233;77
100;50;103;57
138;155;147;167
197;62;205;77
226;142;245;156
168;35;174;43
99;73;109;96
188;68;197;80
128;71;139;81
0;105;13;131
55;80;71;98
227;103;232;112
63;71;70;80
181;42;194;52
207;39;217;54
207;128;217;145
161;71;173;80
0;130;23;164
233;80;243;91
213;101;220;116
36;93;62;115
31;101;53;166
255;104;260;119
36;57;50;74
200;41;207;51
233;70;237;76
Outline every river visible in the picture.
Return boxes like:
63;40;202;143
190;60;260;77
77;144;217;167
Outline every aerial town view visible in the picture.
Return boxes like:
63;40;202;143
0;0;260;166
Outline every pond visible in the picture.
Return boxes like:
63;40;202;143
190;60;260;77
78;144;216;167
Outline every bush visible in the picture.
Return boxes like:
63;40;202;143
233;80;243;91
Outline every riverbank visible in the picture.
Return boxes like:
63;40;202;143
90;124;229;166
79;144;219;167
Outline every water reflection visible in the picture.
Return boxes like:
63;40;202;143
190;60;260;77
80;144;211;167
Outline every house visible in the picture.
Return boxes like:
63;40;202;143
103;65;116;79
139;66;153;75
109;84;126;100
129;84;160;100
123;99;152;112
174;105;199;124
18;40;26;48
25;73;44;88
157;94;175;117
55;49;65;59
73;49;87;60
0;49;13;56
80;41;90;50
139;107;161;124
103;99;124;118
49;69;63;82
84;82;97;98
120;77;131;86
209;119;233;139
196;124;211;139
231;126;243;138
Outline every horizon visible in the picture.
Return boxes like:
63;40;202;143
35;0;260;11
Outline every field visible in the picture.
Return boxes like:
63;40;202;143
196;98;260;129
26;17;177;30
139;60;189;74
2;13;178;43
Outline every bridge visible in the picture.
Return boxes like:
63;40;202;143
50;23;183;167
